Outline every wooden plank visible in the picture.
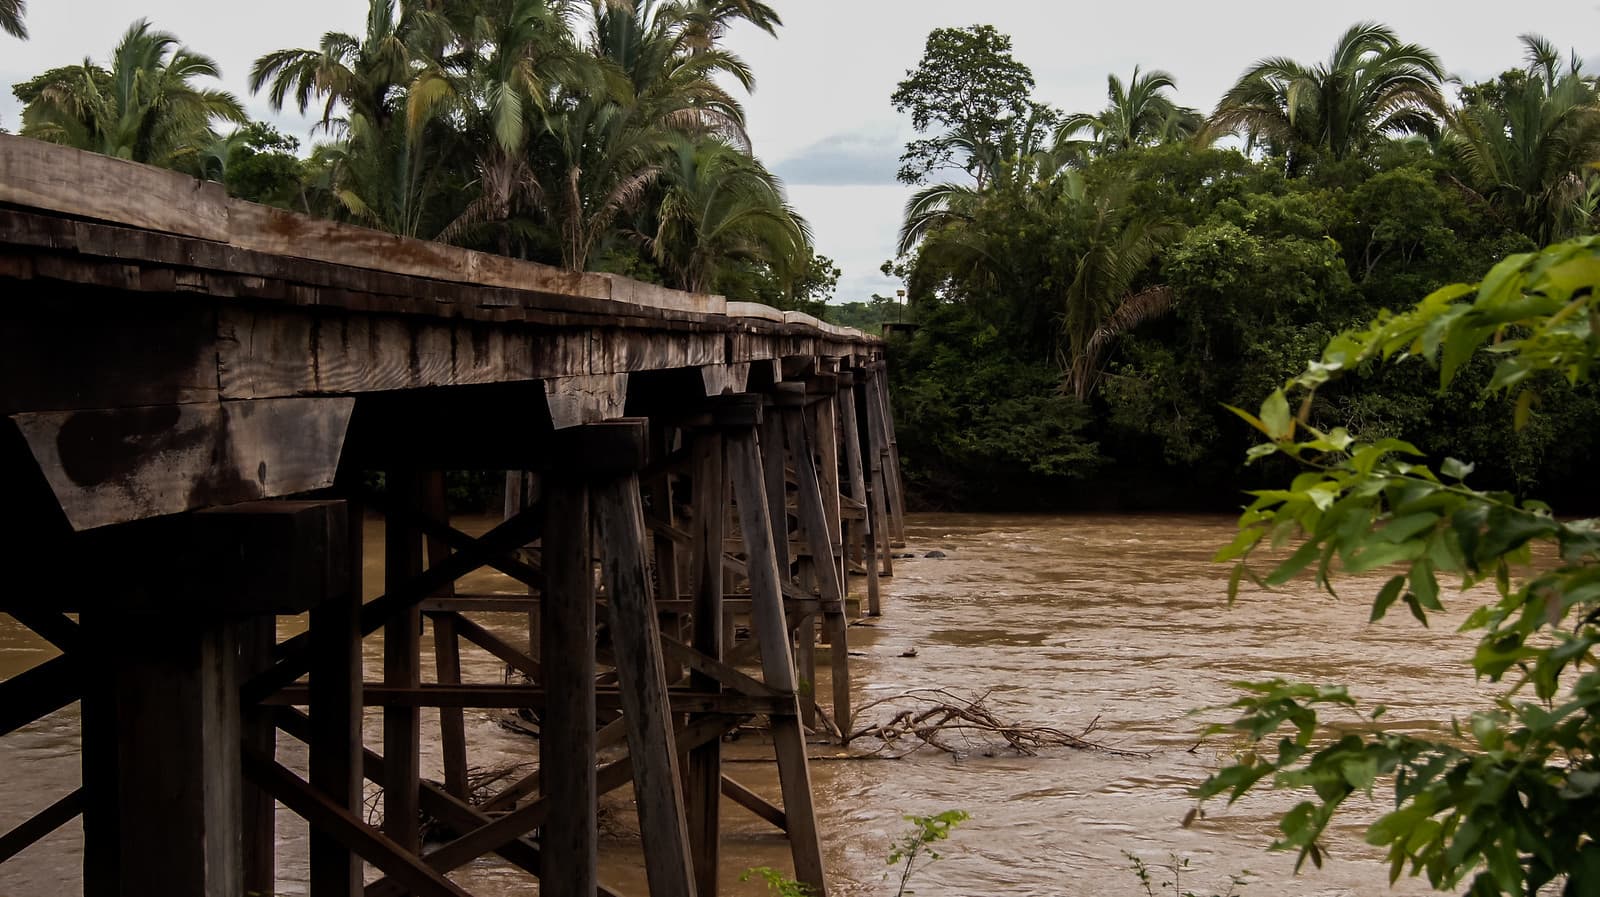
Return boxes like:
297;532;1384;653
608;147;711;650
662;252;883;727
0;655;78;737
0;609;80;653
309;500;364;897
545;374;630;429
239;615;277;896
242;507;545;706
725;428;828;895
11;397;354;531
363;715;736;897
383;470;423;859
720;776;786;833
661;637;777;699
242;746;472;897
0;134;229;241
869;365;907;544
0;788;82;863
837;375;878;616
266;684;789;715
812;379;845;595
277;707;625;897
92;615;242;897
758;408;790;577
688;430;726;897
422;473;468;800
861;371;895;579
0;300;218;416
541;474;597;897
226;198;613;303
594;469;697;897
444;612;542;680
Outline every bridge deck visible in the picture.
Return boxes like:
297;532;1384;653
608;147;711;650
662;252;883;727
0;135;881;531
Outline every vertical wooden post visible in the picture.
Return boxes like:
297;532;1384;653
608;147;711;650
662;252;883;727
870;363;907;545
540;467;597;897
861;368;895;577
79;637;118;897
781;389;851;738
811;378;845;601
80;611;243;897
590;419;696;897
310;498;363;896
837;371;879;616
424;472;468;800
384;470;423;865
239;614;277;896
727;422;829;896
687;426;727;897
758;405;790;578
504;471;542;660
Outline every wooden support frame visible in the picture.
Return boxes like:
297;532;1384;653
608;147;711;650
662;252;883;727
687;425;727;897
726;423;829;895
540;462;597;897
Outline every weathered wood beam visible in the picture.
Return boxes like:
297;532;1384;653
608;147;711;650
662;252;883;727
0;654;78;737
592;419;697;897
0;787;83;864
720;776;786;833
725;426;829;895
11;397;353;531
540;463;597;897
382;470;424;862
241;746;472;897
687;427;727;897
308;503;364;897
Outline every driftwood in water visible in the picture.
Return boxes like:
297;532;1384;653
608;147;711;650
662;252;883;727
844;688;1148;760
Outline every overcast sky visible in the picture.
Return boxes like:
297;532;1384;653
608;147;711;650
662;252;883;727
5;1;1600;301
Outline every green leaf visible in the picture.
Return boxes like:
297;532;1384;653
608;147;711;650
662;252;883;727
1371;575;1406;622
1260;389;1293;441
1439;457;1475;481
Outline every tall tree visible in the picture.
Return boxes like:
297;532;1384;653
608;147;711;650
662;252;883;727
18;19;245;168
250;0;421;131
417;0;584;248
633;137;809;293
1448;35;1600;244
890;24;1039;185
1057;67;1201;154
1211;21;1446;171
1;0;25;39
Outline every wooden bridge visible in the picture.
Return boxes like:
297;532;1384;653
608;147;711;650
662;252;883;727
0;135;909;897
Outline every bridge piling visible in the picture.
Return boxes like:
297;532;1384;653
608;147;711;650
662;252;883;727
0;134;913;897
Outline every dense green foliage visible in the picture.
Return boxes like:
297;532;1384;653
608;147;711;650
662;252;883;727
888;23;1600;512
11;0;833;308
1201;235;1600;897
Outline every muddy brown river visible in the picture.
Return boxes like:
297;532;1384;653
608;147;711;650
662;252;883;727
0;513;1499;896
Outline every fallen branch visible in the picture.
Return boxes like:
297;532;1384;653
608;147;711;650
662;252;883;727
844;688;1147;760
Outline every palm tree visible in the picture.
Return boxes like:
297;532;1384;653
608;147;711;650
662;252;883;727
20;19;245;168
898;120;1174;398
250;0;420;131
530;93;674;270
416;0;587;247
1211;21;1447;170
1447;34;1600;243
1059;195;1175;399
1058;67;1201;153
636;138;809;293
1;0;26;39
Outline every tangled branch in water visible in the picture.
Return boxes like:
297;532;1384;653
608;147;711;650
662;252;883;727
844;688;1148;760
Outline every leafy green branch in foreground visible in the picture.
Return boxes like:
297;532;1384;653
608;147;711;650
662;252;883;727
1200;236;1600;896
